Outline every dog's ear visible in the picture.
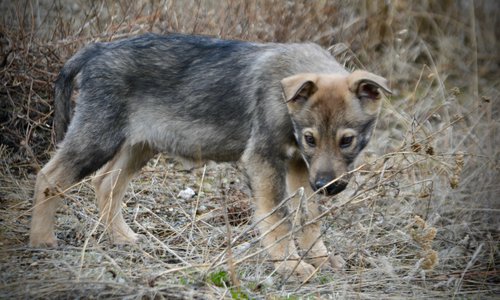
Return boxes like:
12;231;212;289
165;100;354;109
281;74;318;103
348;70;392;101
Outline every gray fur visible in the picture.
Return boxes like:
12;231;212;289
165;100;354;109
55;33;346;182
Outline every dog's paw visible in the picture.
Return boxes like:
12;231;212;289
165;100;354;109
307;255;329;269
329;254;346;270
111;232;142;245
276;260;316;282
29;234;58;248
307;252;345;271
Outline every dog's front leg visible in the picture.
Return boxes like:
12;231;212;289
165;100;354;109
294;200;345;270
243;152;315;281
287;157;345;270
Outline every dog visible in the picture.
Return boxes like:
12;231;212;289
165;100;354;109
29;33;391;280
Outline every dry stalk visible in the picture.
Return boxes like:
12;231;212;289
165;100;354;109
220;188;240;287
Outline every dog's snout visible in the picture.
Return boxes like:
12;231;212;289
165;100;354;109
313;175;348;196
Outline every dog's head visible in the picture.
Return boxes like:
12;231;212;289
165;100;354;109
281;70;391;195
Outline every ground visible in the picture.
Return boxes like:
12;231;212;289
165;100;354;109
0;1;498;299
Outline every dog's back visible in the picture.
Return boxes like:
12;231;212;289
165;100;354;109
56;33;346;176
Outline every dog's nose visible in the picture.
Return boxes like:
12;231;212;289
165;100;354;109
314;177;348;196
314;177;329;191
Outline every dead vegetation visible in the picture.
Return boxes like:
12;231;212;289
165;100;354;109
0;0;498;298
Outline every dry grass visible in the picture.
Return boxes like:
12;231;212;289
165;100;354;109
1;0;498;298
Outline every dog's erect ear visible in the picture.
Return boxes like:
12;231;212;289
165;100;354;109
281;74;318;103
348;70;392;101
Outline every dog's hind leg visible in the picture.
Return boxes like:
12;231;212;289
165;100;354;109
30;109;127;247
92;143;155;245
29;151;80;247
286;157;345;270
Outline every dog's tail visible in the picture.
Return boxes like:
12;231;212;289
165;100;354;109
54;44;101;142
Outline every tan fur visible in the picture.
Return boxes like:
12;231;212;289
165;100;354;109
241;152;315;277
92;143;155;244
286;157;330;266
29;152;73;247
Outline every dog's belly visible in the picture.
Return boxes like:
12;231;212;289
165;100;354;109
129;115;251;162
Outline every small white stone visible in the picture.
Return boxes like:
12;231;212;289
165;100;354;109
177;187;195;200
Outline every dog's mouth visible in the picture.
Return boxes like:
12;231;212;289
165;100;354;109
311;180;348;196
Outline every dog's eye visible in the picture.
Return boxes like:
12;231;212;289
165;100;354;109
339;136;354;148
304;133;316;147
